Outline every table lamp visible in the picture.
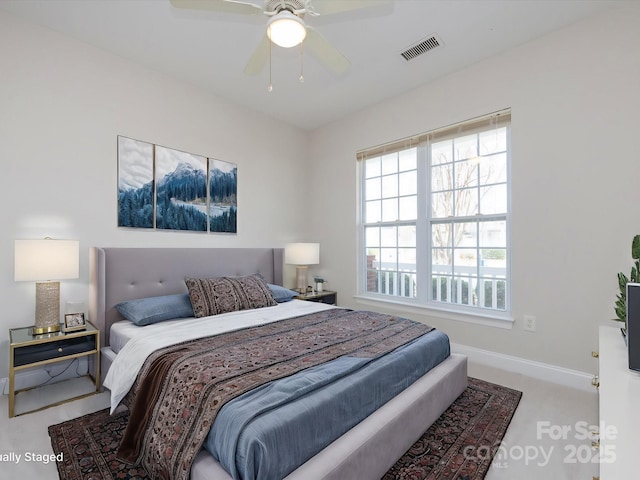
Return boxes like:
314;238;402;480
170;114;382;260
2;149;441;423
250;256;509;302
285;243;320;293
14;238;79;334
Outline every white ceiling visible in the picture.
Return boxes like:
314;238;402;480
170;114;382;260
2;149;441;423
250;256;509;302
0;0;617;130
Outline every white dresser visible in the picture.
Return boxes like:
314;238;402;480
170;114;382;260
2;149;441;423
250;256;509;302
599;324;640;479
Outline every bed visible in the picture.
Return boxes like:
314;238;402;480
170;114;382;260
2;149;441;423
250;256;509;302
89;247;467;480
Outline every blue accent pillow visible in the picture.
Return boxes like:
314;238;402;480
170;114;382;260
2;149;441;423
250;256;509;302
268;284;299;303
115;293;195;326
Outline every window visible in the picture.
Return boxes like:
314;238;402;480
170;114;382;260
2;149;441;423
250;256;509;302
359;110;510;317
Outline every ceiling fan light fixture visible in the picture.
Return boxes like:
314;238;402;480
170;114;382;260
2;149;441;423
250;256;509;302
267;11;306;48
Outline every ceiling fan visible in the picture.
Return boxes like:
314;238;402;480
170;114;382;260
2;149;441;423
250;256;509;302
169;0;392;77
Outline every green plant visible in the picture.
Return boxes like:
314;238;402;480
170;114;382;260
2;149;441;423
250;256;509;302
614;235;640;322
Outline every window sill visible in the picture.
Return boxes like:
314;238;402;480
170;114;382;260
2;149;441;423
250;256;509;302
353;294;514;330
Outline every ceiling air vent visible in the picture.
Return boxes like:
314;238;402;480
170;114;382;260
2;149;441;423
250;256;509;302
400;34;443;61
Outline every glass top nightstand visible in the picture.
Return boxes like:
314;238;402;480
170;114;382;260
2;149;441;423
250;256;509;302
8;321;100;417
296;290;337;305
10;321;98;346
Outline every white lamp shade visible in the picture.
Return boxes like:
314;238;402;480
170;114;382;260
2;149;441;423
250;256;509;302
285;243;320;265
15;239;79;281
267;11;307;48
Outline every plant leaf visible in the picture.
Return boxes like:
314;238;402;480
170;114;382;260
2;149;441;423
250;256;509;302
633;235;640;259
619;272;629;289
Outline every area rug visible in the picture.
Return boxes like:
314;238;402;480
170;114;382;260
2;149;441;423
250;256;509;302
383;377;522;480
48;377;521;480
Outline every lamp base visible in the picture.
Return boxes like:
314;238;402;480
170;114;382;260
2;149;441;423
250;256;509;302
32;324;61;335
34;281;61;334
295;265;309;293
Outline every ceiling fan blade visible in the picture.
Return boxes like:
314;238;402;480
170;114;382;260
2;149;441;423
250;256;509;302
307;0;392;16
243;35;270;75
170;0;263;15
305;27;350;74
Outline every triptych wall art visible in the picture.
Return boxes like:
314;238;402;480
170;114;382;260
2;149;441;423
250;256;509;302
117;136;237;233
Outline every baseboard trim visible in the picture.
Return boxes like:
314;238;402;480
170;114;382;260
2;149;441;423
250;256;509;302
451;342;594;392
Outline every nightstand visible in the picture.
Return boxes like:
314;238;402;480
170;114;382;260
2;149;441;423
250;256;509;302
296;290;337;305
8;321;100;418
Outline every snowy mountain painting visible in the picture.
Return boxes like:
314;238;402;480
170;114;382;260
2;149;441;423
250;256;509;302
117;136;238;233
117;136;154;228
209;159;237;233
155;146;207;232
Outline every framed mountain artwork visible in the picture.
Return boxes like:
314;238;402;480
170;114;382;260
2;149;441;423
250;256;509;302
155;145;208;232
117;136;238;234
117;136;154;229
209;159;237;233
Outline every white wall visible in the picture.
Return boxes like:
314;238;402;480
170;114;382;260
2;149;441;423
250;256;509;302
0;11;311;378
307;4;640;374
2;4;639;383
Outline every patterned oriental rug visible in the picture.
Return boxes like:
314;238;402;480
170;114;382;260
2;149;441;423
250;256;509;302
48;377;521;480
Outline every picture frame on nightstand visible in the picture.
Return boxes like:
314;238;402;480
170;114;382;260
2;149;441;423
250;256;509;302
64;312;86;332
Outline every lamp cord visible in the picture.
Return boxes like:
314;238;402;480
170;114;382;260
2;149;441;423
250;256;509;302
300;40;304;83
268;38;273;92
29;357;83;390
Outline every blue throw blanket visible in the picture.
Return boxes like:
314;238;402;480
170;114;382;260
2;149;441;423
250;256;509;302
205;328;450;480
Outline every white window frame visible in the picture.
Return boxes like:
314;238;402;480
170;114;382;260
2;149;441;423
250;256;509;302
356;110;512;325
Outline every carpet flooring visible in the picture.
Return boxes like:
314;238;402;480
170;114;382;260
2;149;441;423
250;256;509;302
48;377;521;480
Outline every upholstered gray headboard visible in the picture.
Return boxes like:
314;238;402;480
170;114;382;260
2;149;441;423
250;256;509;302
89;247;284;347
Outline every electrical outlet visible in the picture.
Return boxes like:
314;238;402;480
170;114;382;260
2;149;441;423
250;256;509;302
523;315;536;332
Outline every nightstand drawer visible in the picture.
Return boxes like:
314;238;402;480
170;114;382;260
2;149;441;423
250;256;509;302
13;336;96;367
315;293;336;304
296;290;337;305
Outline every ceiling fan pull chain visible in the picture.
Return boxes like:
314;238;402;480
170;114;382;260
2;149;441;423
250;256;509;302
268;38;273;92
299;40;304;83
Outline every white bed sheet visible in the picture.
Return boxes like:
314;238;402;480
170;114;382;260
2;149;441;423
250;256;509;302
103;300;335;413
109;320;153;354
